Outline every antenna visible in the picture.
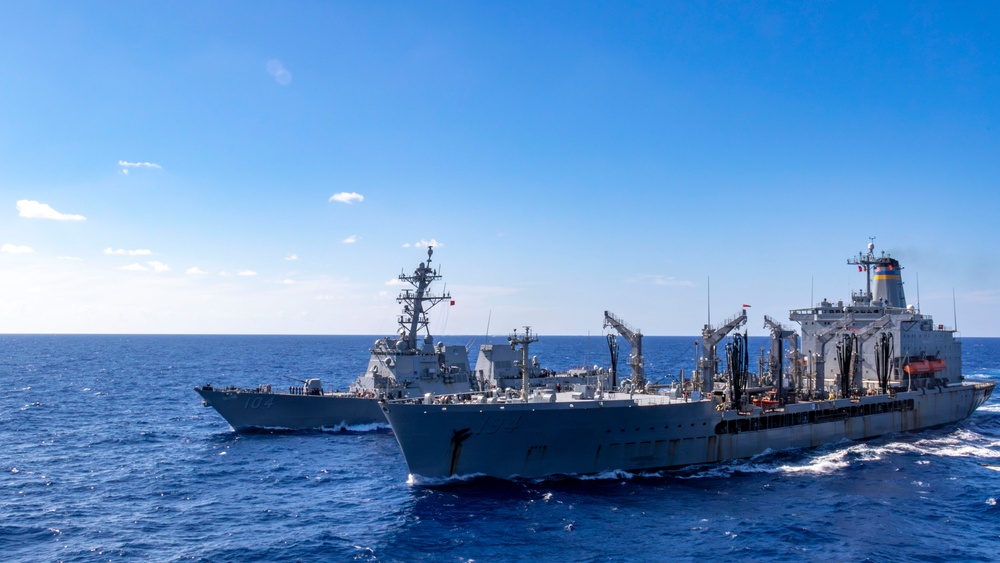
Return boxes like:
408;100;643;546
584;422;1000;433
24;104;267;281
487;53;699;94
953;288;958;333
811;275;814;307
485;309;492;345
915;272;920;312
707;276;711;326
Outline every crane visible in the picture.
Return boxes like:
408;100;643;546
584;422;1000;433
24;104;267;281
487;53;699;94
763;315;799;400
603;311;645;390
698;309;748;394
810;314;855;395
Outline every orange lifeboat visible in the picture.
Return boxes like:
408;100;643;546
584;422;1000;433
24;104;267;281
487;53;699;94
752;392;780;409
904;358;946;375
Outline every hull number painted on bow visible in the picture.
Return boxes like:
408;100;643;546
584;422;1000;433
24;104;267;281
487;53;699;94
244;396;275;409
473;415;521;435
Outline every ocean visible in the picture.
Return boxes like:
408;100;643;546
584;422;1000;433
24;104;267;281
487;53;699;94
2;334;998;562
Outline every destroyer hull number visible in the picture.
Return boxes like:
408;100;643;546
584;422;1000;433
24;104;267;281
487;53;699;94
244;397;275;409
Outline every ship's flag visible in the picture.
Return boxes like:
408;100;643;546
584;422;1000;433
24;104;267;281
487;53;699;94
858;265;863;272
743;304;752;308
450;300;455;306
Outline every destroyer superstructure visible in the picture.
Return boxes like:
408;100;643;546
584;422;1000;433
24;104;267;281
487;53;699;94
196;247;475;431
382;242;994;480
473;326;612;393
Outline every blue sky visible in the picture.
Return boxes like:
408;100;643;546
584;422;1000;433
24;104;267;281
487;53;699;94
2;2;998;336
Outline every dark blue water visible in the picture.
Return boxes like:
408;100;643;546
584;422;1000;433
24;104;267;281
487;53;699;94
3;335;998;562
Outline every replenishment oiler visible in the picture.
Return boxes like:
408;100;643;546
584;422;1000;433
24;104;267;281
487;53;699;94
381;242;995;480
195;247;475;431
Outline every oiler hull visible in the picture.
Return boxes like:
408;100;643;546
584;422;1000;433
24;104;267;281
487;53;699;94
382;382;994;480
196;387;385;431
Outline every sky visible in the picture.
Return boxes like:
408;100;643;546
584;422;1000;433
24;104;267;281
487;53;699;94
1;2;999;336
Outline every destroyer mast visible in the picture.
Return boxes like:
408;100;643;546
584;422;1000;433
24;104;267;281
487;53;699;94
397;246;450;350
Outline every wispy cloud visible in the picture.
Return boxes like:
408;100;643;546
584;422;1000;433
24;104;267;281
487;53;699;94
267;59;292;86
342;235;358;244
385;278;407;287
282;279;295;285
402;239;442;249
148;261;171;273
629;274;695;287
237;270;258;277
119;160;161;170
285;253;299;261
329;192;364;204
16;200;86;221
186;267;207;275
122;261;171;273
104;247;152;256
119;160;162;175
1;243;34;254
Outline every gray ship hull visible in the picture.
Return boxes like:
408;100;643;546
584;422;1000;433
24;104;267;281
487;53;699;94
196;387;385;431
382;382;994;480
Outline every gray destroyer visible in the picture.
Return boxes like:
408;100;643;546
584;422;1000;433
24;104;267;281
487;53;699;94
195;247;475;431
381;242;995;480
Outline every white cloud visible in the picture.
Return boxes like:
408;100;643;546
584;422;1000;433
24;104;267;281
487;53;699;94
385;278;406;287
282;279;295;285
57;256;83;261
118;160;162;170
121;261;170;273
629;274;695;287
267;59;292;85
238;270;258;277
16;200;86;221
186;267;207;275
104;247;152;256
2;243;34;254
330;192;364;204
342;235;358;244
148;261;171;273
403;239;442;249
285;253;299;261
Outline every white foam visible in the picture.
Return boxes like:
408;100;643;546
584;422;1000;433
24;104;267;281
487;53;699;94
407;472;489;486
978;402;1000;413
330;422;391;433
876;430;1000;460
577;468;637;481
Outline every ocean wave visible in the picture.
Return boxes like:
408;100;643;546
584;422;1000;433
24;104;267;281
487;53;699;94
875;430;1000;459
407;472;491;487
662;445;855;478
576;468;638;481
978;402;1000;413
328;422;391;433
